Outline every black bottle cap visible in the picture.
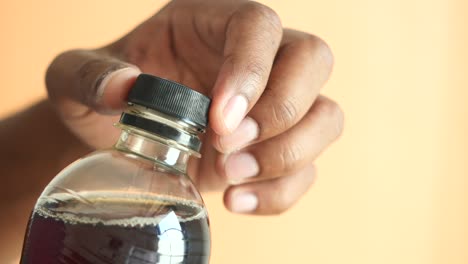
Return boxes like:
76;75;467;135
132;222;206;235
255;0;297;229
127;74;211;128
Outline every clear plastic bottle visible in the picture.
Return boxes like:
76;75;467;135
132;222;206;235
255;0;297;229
20;74;211;264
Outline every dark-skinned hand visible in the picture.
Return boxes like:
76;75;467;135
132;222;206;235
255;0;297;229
46;0;343;215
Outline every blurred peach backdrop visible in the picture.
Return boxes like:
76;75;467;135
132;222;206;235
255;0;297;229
0;0;466;263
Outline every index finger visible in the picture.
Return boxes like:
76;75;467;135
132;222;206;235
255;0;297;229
209;2;283;135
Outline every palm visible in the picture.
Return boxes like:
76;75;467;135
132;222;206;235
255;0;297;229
118;7;224;93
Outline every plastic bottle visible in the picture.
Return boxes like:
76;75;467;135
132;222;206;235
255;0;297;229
21;74;211;264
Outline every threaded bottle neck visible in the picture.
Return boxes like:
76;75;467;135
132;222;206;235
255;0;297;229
117;104;204;157
114;129;190;174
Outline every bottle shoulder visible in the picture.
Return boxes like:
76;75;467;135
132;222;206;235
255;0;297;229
70;148;185;176
40;148;203;206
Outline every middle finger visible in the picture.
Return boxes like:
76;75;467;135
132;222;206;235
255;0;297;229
217;95;343;183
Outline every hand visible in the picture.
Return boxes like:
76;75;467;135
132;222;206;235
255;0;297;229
46;0;343;215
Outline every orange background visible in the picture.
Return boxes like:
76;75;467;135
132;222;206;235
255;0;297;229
1;0;466;263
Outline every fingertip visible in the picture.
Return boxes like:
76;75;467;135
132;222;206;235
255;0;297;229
211;116;259;154
222;94;248;132
98;67;141;113
209;94;249;136
209;98;231;136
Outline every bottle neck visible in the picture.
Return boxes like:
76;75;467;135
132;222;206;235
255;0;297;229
114;105;205;174
114;128;190;174
120;104;203;156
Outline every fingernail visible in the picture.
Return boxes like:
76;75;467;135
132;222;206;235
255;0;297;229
96;67;140;101
231;192;258;213
225;152;259;181
223;95;248;133
218;117;259;152
95;67;141;114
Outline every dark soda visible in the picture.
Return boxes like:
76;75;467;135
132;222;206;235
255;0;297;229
21;192;210;264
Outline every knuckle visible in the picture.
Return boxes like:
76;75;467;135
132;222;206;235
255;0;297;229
317;99;345;140
235;55;270;98
245;56;269;83
244;2;282;33
263;165;317;215
46;52;66;98
313;36;334;70
297;35;334;75
269;202;289;215
302;165;317;189
269;179;294;214
223;52;268;99
334;105;345;139
279;141;305;174
271;97;299;131
46;49;87;100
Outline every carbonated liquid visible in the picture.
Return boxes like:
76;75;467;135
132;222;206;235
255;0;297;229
21;192;210;264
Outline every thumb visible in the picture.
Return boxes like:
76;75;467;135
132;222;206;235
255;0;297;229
46;49;141;114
